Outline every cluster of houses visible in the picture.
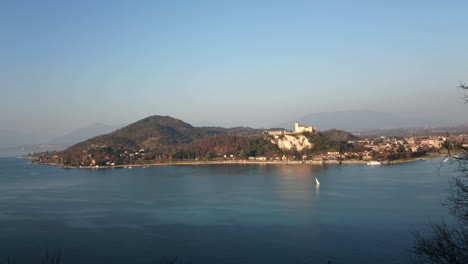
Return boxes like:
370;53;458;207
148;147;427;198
256;122;460;162
312;135;448;161
85;147;148;167
246;130;457;162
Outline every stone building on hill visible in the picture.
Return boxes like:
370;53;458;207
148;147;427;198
294;122;316;133
265;122;317;136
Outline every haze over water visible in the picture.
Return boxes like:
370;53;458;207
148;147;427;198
0;157;454;263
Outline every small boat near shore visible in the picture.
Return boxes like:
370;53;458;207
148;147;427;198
315;177;320;185
367;161;381;166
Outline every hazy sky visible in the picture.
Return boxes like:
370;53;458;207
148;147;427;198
1;0;468;137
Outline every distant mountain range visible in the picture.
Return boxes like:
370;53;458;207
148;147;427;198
278;110;468;131
0;130;48;149
355;125;468;137
50;123;122;146
0;123;121;157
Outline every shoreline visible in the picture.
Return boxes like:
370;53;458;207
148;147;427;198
27;153;445;169
387;153;443;164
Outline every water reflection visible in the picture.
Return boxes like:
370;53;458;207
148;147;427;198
315;179;320;198
266;165;323;214
0;158;457;264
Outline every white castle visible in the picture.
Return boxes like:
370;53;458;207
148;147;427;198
294;122;316;133
265;122;316;136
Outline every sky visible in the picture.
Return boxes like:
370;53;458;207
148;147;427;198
1;0;468;138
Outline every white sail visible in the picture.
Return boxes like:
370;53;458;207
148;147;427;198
315;177;320;185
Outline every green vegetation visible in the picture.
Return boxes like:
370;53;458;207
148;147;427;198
320;129;359;142
239;135;282;159
302;132;364;155
31;115;433;166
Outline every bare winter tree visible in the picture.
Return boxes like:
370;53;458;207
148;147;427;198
411;84;468;263
463;83;468;104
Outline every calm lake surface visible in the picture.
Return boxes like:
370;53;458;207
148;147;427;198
0;157;456;263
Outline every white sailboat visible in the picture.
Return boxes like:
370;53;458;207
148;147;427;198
315;177;320;185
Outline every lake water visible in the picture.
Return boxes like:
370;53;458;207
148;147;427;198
0;157;456;263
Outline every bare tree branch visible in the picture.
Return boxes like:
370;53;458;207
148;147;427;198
412;82;468;263
460;83;468;104
412;219;468;263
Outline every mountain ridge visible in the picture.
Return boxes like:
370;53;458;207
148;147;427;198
50;123;121;146
277;110;467;131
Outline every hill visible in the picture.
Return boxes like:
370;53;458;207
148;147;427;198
200;126;264;136
321;129;359;142
30;115;364;167
57;116;208;161
110;116;208;146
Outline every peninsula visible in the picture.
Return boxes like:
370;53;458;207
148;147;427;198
29;115;441;168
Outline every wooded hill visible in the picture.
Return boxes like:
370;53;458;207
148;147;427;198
31;115;362;166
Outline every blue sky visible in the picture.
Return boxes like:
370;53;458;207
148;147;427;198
1;0;468;137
